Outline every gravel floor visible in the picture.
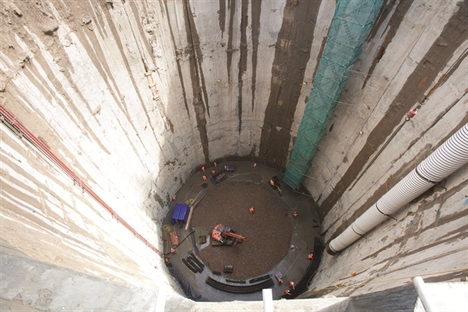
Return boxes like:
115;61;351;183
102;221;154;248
191;180;293;280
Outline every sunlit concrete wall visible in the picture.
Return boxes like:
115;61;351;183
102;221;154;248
302;0;468;298
0;0;466;310
0;0;333;309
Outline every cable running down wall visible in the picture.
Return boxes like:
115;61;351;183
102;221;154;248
284;0;384;189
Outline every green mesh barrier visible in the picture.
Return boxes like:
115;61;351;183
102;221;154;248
284;0;384;190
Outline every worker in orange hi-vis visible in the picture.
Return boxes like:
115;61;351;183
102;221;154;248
307;253;314;260
284;289;292;296
201;165;205;172
211;169;216;175
293;211;298;218
289;281;295;290
202;175;207;181
406;108;417;121
249;207;254;214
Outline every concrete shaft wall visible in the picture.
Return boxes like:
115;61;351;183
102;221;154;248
302;0;468;299
0;0;466;310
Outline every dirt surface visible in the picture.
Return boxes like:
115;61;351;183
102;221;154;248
191;180;292;280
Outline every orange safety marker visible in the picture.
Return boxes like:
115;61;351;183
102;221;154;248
202;175;207;181
407;108;417;119
284;289;291;296
307;253;314;260
293;211;298;218
289;281;295;290
249;207;254;214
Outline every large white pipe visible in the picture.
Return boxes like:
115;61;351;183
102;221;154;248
327;124;468;254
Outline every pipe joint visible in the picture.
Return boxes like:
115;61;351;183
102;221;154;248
415;166;438;184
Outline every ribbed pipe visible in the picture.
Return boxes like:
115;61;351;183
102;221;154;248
328;124;468;254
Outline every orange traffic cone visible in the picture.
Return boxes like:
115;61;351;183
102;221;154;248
307;253;314;260
293;212;298;218
249;207;254;214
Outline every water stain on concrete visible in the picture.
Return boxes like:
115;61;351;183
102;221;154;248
320;1;468;218
182;0;210;163
362;0;414;89
237;0;248;133
163;1;190;117
226;0;237;84
258;0;323;169
218;0;226;38
250;0;262;113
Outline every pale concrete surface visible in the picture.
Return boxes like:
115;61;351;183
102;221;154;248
0;0;466;310
0;298;43;312
189;297;348;312
0;249;159;311
413;282;468;312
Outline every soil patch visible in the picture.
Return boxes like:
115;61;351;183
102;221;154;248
191;180;292;280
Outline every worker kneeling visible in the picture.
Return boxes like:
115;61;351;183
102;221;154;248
269;176;283;196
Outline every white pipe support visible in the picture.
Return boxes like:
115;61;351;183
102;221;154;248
262;288;273;312
412;276;437;312
154;287;166;312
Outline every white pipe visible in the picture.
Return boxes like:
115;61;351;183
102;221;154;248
262;289;273;312
412;276;437;312
154;287;166;312
328;124;468;254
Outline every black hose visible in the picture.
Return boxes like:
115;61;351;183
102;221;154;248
163;230;196;256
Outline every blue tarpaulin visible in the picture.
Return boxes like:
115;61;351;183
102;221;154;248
171;203;190;226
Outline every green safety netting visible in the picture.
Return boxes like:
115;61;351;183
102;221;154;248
284;0;384;189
